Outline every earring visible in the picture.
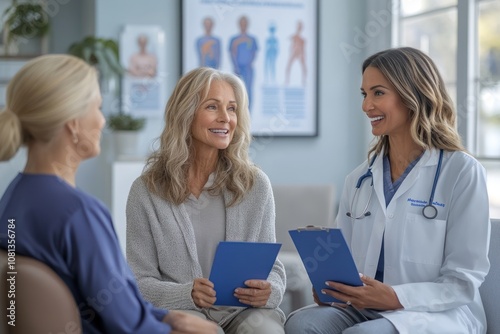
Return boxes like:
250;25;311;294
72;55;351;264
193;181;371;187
72;133;79;144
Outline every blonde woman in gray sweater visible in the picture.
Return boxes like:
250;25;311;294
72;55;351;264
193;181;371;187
126;67;286;333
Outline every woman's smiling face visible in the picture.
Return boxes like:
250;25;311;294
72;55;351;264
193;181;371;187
191;80;238;153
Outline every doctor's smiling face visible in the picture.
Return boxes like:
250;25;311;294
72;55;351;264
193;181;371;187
361;66;410;138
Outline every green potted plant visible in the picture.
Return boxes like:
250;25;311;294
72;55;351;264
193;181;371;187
2;1;50;55
107;112;146;158
107;113;145;131
67;36;124;89
68;36;143;158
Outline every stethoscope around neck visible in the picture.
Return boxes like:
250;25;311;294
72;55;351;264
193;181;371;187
346;149;444;220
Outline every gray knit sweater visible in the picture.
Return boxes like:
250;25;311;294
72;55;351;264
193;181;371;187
126;168;286;319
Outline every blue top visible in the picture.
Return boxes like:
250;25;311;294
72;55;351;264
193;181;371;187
375;154;423;281
0;173;171;334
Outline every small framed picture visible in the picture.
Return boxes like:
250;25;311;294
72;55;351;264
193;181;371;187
120;25;167;118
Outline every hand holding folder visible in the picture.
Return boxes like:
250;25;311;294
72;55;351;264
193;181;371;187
289;226;362;304
208;241;281;307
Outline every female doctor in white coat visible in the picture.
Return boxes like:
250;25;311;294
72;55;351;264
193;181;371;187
285;47;491;334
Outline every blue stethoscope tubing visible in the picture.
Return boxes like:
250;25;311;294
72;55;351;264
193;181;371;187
348;149;444;220
346;155;377;219
422;149;444;219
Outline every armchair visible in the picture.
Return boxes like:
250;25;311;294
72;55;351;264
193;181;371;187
0;249;82;334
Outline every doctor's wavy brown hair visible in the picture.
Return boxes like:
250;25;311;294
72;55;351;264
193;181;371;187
362;47;465;160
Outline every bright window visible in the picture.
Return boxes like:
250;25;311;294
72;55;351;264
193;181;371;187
400;0;457;16
400;6;457;83
477;0;500;158
394;0;500;218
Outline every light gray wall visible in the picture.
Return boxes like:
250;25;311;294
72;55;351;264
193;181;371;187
0;0;393;212
48;0;87;53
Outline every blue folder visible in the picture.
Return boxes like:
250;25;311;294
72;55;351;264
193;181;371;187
289;226;363;304
209;241;281;307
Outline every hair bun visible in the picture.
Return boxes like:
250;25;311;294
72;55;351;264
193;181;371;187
0;106;23;161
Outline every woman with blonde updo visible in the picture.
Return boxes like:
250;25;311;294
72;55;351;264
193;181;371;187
0;54;217;334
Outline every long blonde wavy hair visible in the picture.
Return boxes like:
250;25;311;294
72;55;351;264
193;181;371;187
143;67;257;206
363;47;465;160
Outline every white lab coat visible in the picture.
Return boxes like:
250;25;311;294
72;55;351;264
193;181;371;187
337;148;491;334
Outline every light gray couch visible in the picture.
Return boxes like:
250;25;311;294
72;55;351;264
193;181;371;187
481;218;500;334
272;184;336;316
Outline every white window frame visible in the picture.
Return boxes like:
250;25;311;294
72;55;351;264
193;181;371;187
392;0;499;158
392;0;500;218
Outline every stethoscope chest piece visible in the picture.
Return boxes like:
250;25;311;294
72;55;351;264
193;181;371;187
422;204;438;219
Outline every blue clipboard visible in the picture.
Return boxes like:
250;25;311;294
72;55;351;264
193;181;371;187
289;226;362;304
208;241;281;307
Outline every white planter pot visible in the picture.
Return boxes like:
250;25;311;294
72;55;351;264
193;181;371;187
113;131;141;158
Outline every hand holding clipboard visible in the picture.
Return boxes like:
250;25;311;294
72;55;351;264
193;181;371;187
289;226;362;304
208;241;281;307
